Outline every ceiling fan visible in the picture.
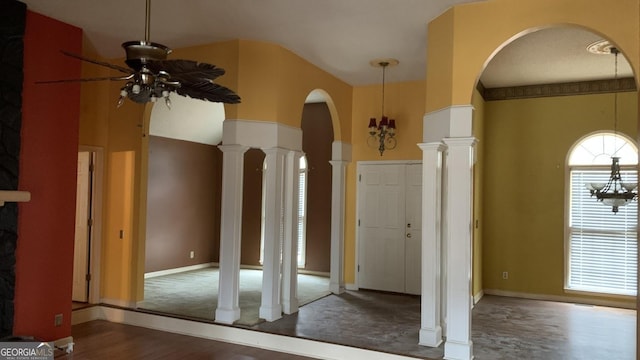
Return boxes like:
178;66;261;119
37;0;241;108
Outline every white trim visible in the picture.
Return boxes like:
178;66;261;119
298;269;329;277
483;289;637;309
144;263;218;279
358;160;422;166
0;191;30;206
423;105;474;143
53;336;74;354
331;141;352;162
222;119;302;151
473;290;484;305
345;283;358;291
72;306;421;360
79;145;104;305
100;298;137;308
71;306;102;325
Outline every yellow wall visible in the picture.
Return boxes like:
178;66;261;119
344;80;425;284
482;91;637;306
82;39;354;303
427;0;640;112
472;88;485;298
78;35;109;147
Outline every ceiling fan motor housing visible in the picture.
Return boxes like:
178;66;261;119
122;41;171;72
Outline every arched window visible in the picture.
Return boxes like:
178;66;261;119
566;132;638;296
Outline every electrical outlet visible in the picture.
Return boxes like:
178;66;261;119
54;314;63;327
189;251;195;259
502;271;509;280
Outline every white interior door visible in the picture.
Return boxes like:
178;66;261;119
358;163;422;294
358;164;406;293
72;151;91;302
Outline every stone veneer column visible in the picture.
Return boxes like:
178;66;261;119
0;0;25;338
282;150;302;314
260;147;287;321
215;144;249;324
418;142;446;347
442;137;476;360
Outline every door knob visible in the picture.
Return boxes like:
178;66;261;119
406;233;412;238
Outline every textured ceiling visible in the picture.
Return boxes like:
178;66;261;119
20;0;634;88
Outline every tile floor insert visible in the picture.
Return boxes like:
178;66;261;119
252;291;637;360
134;268;636;359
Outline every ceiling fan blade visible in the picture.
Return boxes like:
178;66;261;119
36;74;134;84
61;50;133;74
176;81;241;104
147;59;226;82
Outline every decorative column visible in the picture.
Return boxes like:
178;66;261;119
260;147;287;321
282;150;302;314
417;142;446;347
215;144;249;324
442;137;476;360
329;159;348;294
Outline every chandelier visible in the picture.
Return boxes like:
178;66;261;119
367;59;398;156
586;47;637;213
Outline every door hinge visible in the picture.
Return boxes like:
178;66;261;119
89;163;95;172
358;219;360;226
357;265;360;272
359;174;361;182
85;273;91;281
87;218;93;227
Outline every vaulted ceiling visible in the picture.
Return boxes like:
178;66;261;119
21;0;634;88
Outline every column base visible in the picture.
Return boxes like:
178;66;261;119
259;305;282;322
419;326;443;347
215;307;240;324
444;339;474;360
282;299;299;315
329;282;345;294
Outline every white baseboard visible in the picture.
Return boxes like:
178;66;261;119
298;269;330;277
100;298;137;308
72;306;103;325
54;336;74;353
73;305;418;360
483;289;637;309
473;290;484;305
145;262;218;279
345;283;358;291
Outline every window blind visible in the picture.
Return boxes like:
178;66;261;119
568;169;638;295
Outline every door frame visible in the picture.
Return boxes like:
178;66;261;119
355;160;422;291
77;145;104;304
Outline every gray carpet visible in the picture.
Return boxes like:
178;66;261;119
138;268;330;326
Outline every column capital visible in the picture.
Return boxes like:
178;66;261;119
261;146;290;156
442;136;477;148
418;142;447;152
218;144;250;154
329;160;348;168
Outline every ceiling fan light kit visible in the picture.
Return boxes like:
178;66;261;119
38;0;240;108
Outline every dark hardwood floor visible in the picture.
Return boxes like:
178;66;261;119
55;320;315;360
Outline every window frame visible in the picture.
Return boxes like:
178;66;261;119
564;131;638;297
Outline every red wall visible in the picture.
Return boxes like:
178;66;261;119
14;10;81;341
